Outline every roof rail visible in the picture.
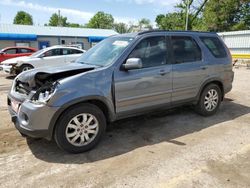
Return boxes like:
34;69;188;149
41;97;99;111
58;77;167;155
138;29;215;35
138;29;167;35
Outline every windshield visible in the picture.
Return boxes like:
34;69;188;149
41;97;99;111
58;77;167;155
76;36;135;66
30;48;47;57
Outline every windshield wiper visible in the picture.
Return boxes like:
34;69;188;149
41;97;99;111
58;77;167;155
78;61;104;67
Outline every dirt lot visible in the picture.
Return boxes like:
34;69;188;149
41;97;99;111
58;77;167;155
0;68;250;188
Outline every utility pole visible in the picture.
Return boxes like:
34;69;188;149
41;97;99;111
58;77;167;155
185;0;190;30
58;10;61;27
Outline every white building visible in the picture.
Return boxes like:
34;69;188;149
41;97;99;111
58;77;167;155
218;30;250;59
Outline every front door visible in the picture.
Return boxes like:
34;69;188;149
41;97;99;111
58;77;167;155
114;36;172;115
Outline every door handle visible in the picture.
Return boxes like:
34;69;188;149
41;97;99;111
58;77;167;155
200;66;208;70
158;70;170;76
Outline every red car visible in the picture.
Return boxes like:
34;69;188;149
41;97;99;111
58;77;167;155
0;46;37;63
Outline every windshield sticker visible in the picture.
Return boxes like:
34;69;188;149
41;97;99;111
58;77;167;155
112;41;129;47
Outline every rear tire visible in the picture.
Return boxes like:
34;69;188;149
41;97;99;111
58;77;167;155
195;84;222;116
54;103;106;153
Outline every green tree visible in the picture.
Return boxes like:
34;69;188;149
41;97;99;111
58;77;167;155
202;0;250;31
203;0;240;31
13;11;33;25
113;22;133;33
67;23;82;28
47;13;68;27
155;0;208;30
87;11;114;29
233;1;250;30
155;13;184;30
138;18;153;30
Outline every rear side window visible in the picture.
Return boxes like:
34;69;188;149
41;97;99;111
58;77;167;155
71;49;83;54
19;48;33;53
171;36;202;63
62;49;83;55
200;37;227;58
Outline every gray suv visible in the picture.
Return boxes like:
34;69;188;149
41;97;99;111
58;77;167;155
8;31;234;153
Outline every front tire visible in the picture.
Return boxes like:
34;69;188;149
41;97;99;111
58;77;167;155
54;103;106;153
19;64;33;73
195;84;222;116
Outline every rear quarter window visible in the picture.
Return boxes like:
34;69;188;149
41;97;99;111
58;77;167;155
200;36;227;58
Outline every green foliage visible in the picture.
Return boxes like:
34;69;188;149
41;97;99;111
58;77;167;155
47;13;68;27
155;13;185;30
87;11;114;29
156;0;250;32
13;11;33;25
234;1;250;30
138;18;153;30
203;0;250;31
67;23;81;28
113;22;133;33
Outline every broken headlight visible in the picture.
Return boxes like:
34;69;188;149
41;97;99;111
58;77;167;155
31;82;58;104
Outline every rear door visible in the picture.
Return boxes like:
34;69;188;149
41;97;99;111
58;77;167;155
171;35;208;102
114;35;173;115
17;48;33;57
34;48;64;68
63;48;83;63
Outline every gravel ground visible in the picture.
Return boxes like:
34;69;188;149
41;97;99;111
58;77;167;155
0;68;250;188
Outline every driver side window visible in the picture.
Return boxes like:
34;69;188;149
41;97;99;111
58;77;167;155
129;36;167;68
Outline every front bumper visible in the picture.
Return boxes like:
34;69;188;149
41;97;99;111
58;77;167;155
1;64;14;74
8;95;60;140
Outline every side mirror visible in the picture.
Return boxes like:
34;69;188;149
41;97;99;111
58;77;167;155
0;52;5;55
122;58;142;70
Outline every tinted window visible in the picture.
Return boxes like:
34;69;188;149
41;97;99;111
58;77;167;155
4;48;17;54
62;49;83;55
44;49;61;57
172;36;202;63
200;37;227;58
129;36;167;68
62;49;70;55
19;48;33;53
71;49;83;54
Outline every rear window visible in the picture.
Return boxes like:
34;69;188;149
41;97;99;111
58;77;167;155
19;48;33;53
200;37;227;58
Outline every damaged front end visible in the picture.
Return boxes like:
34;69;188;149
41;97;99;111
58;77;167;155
12;66;95;104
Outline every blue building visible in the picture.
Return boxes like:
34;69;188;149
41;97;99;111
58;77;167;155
0;24;117;50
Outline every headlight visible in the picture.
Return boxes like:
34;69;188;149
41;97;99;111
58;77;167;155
31;83;57;104
4;63;17;66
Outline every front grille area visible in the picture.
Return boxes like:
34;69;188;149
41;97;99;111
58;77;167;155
7;97;11;106
15;80;31;95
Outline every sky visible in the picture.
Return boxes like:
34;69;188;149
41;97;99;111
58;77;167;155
0;0;180;26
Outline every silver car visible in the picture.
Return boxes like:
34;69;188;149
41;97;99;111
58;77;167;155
8;31;234;153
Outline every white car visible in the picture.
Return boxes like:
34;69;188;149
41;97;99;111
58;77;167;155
1;46;85;75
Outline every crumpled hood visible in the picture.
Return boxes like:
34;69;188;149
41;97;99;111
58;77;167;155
1;56;30;65
16;63;98;88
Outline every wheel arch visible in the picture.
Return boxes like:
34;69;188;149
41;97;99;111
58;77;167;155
196;79;225;103
46;97;115;140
